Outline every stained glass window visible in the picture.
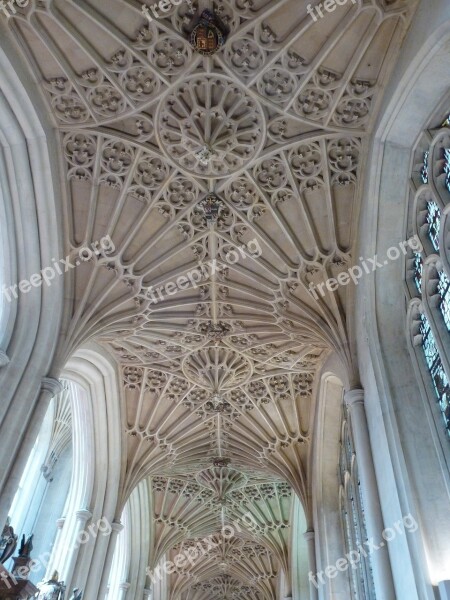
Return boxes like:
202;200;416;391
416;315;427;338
409;113;450;441
421;151;429;184
413;252;423;293
444;148;450;193
420;314;450;435
426;201;441;251
438;270;450;331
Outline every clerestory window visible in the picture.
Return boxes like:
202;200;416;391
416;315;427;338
406;107;450;438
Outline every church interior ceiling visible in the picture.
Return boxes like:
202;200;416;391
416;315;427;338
3;0;417;596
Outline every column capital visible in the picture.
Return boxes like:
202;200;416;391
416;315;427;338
0;350;9;367
344;387;365;408
119;582;131;591
76;509;92;523
112;520;124;533
41;377;64;397
56;517;66;529
303;528;315;541
143;589;152;599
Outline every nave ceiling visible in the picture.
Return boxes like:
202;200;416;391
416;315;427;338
3;0;417;596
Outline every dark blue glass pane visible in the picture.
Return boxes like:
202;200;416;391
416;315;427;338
414;253;423;293
421;151;429;184
420;314;450;435
438;270;450;331
445;149;450;194
427;201;440;252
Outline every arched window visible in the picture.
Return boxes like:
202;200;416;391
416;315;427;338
339;408;375;600
6;382;73;583
406;105;450;439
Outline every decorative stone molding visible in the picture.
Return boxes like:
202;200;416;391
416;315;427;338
197;194;224;224
111;521;124;534
75;509;93;524
195;465;248;501
41;385;72;481
157;75;265;178
41;377;64;397
344;388;365;409
56;517;66;530
303;529;315;542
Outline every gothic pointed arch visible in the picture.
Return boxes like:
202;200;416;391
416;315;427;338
0;21;64;529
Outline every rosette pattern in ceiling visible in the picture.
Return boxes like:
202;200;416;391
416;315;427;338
3;0;418;597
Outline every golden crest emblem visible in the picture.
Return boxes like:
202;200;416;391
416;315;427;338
190;10;226;56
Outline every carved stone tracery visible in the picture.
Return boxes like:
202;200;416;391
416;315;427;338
3;0;420;596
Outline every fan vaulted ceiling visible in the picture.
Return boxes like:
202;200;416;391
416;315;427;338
4;0;416;597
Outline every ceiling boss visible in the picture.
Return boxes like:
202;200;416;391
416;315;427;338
190;9;228;56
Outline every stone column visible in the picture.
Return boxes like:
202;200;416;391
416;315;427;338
63;509;92;590
44;517;65;578
143;589;152;599
75;509;92;531
345;388;396;599
97;521;124;599
304;529;318;600
40;378;64;399
119;582;130;599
